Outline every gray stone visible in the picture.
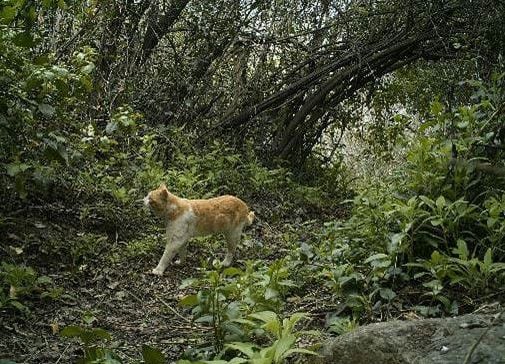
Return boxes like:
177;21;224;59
313;313;505;364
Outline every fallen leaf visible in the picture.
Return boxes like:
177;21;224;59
107;281;120;290
51;322;59;334
9;245;23;255
9;285;17;299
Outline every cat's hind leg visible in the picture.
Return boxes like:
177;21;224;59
222;228;242;267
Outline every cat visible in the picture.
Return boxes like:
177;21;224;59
143;184;255;276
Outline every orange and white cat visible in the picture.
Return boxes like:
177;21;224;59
144;184;255;276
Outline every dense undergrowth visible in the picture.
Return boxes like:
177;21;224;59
1;2;505;364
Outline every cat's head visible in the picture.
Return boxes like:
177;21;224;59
144;184;170;216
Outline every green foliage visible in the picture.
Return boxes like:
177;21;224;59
307;73;505;317
60;314;167;364
0;262;54;312
178;259;317;362
60;325;119;364
178;311;317;364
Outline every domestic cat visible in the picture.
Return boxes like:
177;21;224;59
144;184;255;276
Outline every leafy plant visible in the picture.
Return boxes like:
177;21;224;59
0;262;53;312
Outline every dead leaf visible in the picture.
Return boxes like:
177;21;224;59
107;281;120;290
51;322;59;334
9;245;23;255
9;285;17;299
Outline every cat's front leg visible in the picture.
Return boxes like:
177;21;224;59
152;230;188;275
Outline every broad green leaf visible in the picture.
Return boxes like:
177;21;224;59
38;104;56;117
179;294;198;307
231;318;257;327
435;196;446;209
195;315;214;324
282;312;308;336
9;300;27;312
379;288;396;301
91;328;111;341
6;163;30;177
364;253;389;264
273;335;296;362
226;342;257;358
483;248;492;268
250;359;272;364
262;319;281;338
0;6;17;24
142;345;165;364
223;267;243;277
249;311;278;324
455;240;468;260
36;275;52;285
264;287;278;300
60;325;84;338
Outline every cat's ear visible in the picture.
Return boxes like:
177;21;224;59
160;183;169;197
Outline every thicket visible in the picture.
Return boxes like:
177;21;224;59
1;0;504;363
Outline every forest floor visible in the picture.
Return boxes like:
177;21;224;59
0;207;338;363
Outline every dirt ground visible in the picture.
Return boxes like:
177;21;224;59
0;214;332;363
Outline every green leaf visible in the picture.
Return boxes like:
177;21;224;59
142;345;165;364
273;335;296;362
195;315;214;324
264;287;278;300
179;278;198;289
226;342;257;358
0;6;17;23
223;267;243;277
483;248;492;268
91;328;111;341
9;300;28;312
379;288;396;301
435;196;446;209
179;294;198;307
13;32;36;48
6;163;30;177
60;325;84;338
250;311;280;337
282;312;308;336
231;318;257;327
38;103;56;117
364;253;389;264
81;63;95;74
249;311;278;324
454;240;468;260
36;275;53;285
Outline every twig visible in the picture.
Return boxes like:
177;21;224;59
55;343;71;364
126;289;144;304
463;309;505;364
155;294;192;323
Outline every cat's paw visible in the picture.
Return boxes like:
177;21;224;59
151;268;164;276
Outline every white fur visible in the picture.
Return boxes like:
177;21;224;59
152;208;196;276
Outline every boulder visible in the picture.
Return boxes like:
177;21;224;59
313;313;505;364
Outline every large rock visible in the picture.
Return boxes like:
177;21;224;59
314;313;505;364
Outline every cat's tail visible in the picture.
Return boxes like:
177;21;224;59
245;211;255;226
